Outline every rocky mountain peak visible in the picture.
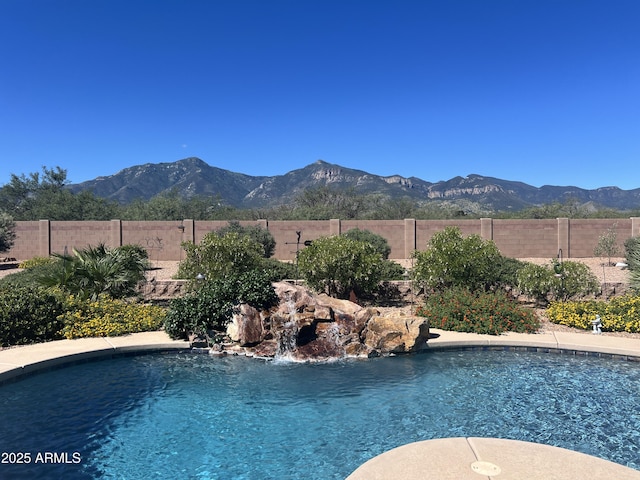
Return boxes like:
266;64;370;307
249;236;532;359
68;157;640;212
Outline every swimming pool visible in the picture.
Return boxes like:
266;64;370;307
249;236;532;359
1;350;639;479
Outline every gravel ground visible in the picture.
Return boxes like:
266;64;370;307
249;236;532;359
0;257;629;283
143;257;630;284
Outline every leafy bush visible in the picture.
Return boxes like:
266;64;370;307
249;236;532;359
379;259;406;281
343;228;392;259
177;232;264;282
547;295;640;333
553;261;601;301
164;270;278;340
343;229;405;280
416;287;539;335
216;221;276;258
260;257;299;281
111;244;149;273
0;285;65;347
297;235;384;299
412;226;503;292
516;260;600;304
35;243;149;300
18;256;55;269
59;295;166;339
493;256;527;290
515;262;554;304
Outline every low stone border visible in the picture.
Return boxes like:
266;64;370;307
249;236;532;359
424;329;640;359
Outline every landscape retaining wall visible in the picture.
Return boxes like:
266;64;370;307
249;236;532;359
7;218;640;262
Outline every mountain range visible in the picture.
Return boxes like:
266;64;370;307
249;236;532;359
68;157;640;213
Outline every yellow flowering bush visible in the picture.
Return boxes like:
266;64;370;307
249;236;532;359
18;256;54;269
59;295;166;339
547;295;640;333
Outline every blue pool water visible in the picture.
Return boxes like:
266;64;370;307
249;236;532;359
1;350;639;479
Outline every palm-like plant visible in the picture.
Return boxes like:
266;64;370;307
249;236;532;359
37;243;149;300
629;247;640;294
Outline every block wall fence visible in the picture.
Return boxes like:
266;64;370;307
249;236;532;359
7;218;640;262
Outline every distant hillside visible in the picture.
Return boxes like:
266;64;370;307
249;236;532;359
68;157;640;212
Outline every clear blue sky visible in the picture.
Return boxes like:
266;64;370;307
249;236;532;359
1;0;638;190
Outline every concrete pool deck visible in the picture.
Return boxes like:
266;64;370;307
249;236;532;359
0;331;191;383
1;328;640;479
346;437;640;479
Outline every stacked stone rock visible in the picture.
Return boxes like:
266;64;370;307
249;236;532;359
226;282;431;360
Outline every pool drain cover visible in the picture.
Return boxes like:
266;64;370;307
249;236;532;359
471;461;501;476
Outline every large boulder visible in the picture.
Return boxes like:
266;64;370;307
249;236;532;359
314;293;363;319
227;304;264;346
273;282;316;314
363;316;430;354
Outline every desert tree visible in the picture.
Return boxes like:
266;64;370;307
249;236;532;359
0;210;16;253
593;223;620;266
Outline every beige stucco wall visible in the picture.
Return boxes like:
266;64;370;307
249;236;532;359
6;218;637;261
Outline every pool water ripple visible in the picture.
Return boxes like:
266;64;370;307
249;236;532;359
0;350;639;479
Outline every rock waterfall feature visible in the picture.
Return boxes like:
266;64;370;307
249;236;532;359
223;282;430;361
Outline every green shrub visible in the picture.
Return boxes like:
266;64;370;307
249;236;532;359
164;269;278;340
35;243;149;300
0;285;65;347
553;261;600;301
516;262;553;304
547;295;640;332
630;259;640;294
343;228;392;259
297;235;384;299
177;232;264;282
112;244;150;272
19;256;55;269
216;221;276;258
260;257;299;281
342;229;406;284
493;256;527;290
625;236;640;292
625;236;640;270
379;259;406;281
59;295;166;339
412;226;503;292
516;260;600;304
416;287;539;335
